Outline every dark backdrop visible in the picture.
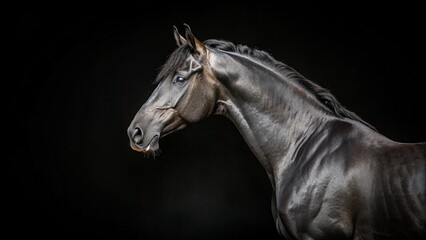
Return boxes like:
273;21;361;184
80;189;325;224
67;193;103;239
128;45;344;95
10;2;425;240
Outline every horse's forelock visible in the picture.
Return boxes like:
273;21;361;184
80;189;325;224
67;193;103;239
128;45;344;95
154;46;192;84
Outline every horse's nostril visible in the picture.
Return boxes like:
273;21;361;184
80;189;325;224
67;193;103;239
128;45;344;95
132;127;144;144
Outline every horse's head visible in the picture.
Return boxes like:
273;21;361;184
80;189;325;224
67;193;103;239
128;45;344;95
127;24;220;154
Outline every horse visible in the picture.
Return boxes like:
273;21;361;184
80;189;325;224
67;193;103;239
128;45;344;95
127;24;426;239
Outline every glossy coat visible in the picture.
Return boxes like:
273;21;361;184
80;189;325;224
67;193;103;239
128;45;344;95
128;25;426;239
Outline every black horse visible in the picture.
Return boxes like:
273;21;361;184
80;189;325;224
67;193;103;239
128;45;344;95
127;24;426;239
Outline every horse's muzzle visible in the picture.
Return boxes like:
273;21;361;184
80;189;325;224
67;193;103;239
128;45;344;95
127;125;154;153
127;107;187;154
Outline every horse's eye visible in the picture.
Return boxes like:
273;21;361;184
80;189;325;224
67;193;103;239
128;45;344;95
174;76;186;85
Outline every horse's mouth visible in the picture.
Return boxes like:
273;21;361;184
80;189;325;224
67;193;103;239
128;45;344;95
132;135;159;153
129;117;187;155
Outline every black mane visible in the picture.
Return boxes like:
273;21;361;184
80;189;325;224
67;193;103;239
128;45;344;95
156;39;377;131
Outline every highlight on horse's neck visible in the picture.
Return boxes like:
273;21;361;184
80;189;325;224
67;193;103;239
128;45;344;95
214;51;331;183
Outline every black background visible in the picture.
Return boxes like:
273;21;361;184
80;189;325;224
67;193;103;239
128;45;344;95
10;1;425;240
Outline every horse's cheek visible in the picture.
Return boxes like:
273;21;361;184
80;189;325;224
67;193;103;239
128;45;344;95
180;83;216;123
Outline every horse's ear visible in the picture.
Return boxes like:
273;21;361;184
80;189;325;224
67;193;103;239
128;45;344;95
173;25;186;47
183;23;206;56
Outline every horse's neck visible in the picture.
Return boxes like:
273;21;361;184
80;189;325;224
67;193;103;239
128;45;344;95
214;52;331;184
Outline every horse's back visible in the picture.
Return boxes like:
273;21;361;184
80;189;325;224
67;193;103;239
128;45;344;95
274;121;426;239
362;140;426;239
345;127;426;239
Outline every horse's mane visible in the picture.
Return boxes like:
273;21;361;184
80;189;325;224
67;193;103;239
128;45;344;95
155;39;377;131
